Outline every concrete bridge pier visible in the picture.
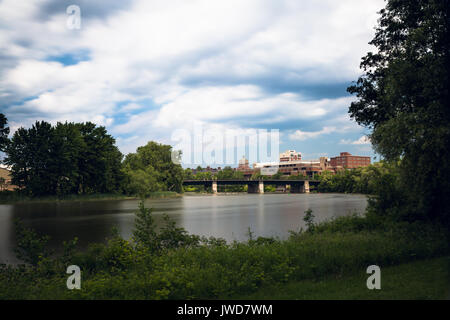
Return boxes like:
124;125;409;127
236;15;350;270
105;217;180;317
303;180;310;193
248;181;264;194
259;180;264;194
290;181;310;193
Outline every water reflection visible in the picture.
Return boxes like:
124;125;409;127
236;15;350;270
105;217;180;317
0;193;368;263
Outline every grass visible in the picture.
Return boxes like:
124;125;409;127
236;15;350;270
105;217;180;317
231;256;450;300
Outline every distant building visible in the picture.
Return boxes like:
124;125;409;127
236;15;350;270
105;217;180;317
330;152;371;169
253;150;323;178
279;150;302;162
238;156;250;170
193;151;371;179
252;150;371;178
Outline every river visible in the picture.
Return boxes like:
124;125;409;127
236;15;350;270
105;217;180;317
0;193;368;264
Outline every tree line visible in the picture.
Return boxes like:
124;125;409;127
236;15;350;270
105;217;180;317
316;162;398;195
0;116;184;198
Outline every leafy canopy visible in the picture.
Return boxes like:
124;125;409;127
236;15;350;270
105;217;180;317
347;0;450;225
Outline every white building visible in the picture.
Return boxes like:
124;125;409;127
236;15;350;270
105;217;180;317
279;150;302;162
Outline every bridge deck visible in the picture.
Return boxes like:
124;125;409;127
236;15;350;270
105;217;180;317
183;179;320;185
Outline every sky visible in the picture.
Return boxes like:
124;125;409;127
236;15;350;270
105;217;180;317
0;0;385;167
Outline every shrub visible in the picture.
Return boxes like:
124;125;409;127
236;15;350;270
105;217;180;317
13;219;51;266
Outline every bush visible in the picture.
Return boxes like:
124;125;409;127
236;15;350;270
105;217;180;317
132;201;202;254
13;219;51;266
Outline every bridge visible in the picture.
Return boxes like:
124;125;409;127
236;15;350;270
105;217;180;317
182;179;320;194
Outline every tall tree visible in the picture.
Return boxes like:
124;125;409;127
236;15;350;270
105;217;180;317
0;113;9;153
5;121;54;196
5;121;123;196
50;122;84;195
76;122;123;194
347;0;450;225
122;141;184;195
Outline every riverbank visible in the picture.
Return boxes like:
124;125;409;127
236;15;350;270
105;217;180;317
1;212;448;300
0;191;181;204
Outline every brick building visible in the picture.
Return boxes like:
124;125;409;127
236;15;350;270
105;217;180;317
330;152;371;169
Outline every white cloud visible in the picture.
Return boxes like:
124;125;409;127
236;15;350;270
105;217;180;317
340;136;371;145
0;0;385;155
289;126;337;141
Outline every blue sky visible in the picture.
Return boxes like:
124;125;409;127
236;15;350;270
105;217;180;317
0;0;384;166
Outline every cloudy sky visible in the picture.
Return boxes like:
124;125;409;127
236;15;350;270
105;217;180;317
0;0;384;166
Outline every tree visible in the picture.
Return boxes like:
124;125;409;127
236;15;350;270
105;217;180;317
122;141;184;196
76;122;124;194
216;166;235;180
215;167;245;192
122;166;160;198
14;219;51;266
4;121;123;197
0;113;9;154
347;0;450;225
183;168;194;180
5;121;55;196
51;122;84;195
132;201;200;254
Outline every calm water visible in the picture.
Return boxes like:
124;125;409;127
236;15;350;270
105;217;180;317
0;193;368;264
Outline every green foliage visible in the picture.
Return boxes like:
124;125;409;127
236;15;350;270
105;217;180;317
269;170;283;180
158;214;201;250
216;166;241;180
0;113;9;154
61;237;79;266
0;192;135;204
2;215;448;299
122;167;160;198
195;170;213;181
234;257;450;300
132;202;158;252
303;209;315;232
317;162;423;224
216;167;245;192
4;121;123;197
75;122;124;194
13;219;51;266
4;198;450;299
347;0;450;227
183;168;194;180
264;184;277;192
102;231;137;273
132;201;202;254
317;162;399;195
122;141;184;196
